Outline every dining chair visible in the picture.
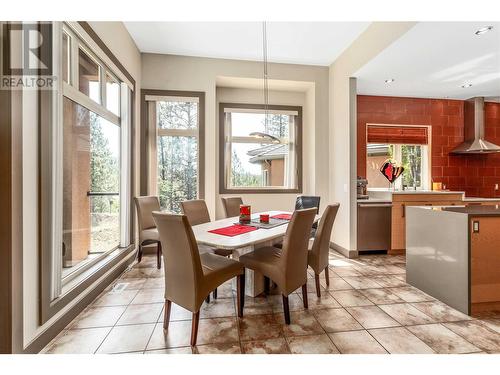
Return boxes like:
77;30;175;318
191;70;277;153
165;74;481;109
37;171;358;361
221;197;243;218
181;199;233;301
239;208;317;324
134;196;162;269
307;203;340;297
153;212;245;347
296;195;321;236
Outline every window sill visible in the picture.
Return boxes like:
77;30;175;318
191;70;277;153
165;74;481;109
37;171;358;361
220;187;302;194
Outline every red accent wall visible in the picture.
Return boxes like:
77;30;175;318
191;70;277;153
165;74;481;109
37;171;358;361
357;95;500;198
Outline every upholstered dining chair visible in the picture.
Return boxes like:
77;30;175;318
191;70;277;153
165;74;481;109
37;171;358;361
296;195;321;236
221;197;243;218
153;212;245;347
307;203;340;297
181;199;233;301
239;208;317;324
134;196;162;269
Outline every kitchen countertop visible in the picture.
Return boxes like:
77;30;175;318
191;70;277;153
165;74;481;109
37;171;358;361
391;190;465;195
357;198;392;204
416;205;500;216
462;197;500;202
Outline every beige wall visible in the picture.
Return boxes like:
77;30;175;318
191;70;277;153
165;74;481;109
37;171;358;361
142;54;330;219
328;22;416;251
21;22;141;350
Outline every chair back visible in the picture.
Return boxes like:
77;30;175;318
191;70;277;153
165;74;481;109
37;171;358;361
295;196;321;214
280;208;317;294
310;204;340;272
221;197;243;218
134;196;160;231
153;212;204;312
181;199;211;226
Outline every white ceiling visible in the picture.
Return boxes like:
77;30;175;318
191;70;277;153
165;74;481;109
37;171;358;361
124;22;370;66
356;22;500;99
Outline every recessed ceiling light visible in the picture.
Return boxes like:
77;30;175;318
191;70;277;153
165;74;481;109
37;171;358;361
475;26;493;35
385;78;395;84
461;83;473;88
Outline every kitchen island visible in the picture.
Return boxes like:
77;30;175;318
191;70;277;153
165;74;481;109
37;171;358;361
406;205;500;316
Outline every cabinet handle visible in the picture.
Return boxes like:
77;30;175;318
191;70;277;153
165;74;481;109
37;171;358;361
402;204;405;218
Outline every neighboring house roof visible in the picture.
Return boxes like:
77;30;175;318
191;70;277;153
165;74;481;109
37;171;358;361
247;143;288;163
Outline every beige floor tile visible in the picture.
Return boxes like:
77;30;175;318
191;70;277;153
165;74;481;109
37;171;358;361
407;324;481;354
369;327;435;354
480;319;500;334
314;307;363;333
346;306;400;329
444;321;500;352
379;303;436;325
329;330;387;354
96;324;155;353
275;310;324;337
121;268;155;279
268;294;305;313
44;327;111;354
242;295;274;315
321;277;354;291
331;267;361;277
145;347;192;354
147;321;192;349
343;276;383;289
238;314;282;341
214;282;235;299
388;286;434;303
200;298;236;319
305;292;341;310
194;343;241;354
70;306;126;329
330;290;374;307
131;288;164;304
242;338;290;354
168;303;193;321
411;301;472;323
93;290;139;307
117;303;163;325
192;317;240;346
287;334;339;354
360;288;405;304
141;278;164;289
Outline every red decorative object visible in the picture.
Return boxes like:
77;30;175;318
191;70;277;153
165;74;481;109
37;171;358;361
380;159;404;183
260;214;270;223
239;205;251;223
271;213;292;220
208;224;258;237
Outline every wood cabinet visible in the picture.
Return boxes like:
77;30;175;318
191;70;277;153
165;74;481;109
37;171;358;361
390;193;463;254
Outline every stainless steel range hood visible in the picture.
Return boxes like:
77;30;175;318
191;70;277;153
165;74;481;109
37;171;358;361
451;97;500;154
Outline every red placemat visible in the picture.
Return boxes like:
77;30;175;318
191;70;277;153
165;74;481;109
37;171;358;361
208;224;258;237
271;213;292;220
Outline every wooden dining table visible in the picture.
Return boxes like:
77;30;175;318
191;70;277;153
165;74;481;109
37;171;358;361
191;210;320;297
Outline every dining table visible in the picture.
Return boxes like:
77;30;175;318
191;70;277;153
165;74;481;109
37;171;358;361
191;210;320;297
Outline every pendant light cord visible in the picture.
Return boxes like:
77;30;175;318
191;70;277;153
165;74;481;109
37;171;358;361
262;21;269;130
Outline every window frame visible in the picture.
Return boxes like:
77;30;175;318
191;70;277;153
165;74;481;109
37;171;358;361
141;89;205;202
38;21;136;324
219;102;303;194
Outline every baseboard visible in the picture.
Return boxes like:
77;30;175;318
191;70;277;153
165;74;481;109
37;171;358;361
23;248;136;354
330;241;358;259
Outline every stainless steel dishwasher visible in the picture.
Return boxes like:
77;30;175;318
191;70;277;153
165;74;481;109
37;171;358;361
357;202;392;252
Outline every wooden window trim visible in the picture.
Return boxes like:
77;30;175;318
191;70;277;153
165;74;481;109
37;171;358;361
219;102;303;194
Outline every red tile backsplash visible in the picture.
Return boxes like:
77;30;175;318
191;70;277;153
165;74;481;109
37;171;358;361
358;95;500;198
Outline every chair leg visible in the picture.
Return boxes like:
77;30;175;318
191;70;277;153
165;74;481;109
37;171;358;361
236;271;245;317
156;242;162;269
190;311;200;346
137;244;143;263
163;300;172;330
324;266;330;285
301;284;309;309
205;294;210;304
213;288;218;299
264;276;270;295
282;295;291;325
314;273;321;298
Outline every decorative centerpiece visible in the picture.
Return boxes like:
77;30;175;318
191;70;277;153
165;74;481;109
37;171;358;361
239;205;251;224
380;159;404;190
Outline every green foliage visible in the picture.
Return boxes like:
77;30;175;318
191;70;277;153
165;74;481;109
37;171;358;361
401;145;422;188
231;151;261;187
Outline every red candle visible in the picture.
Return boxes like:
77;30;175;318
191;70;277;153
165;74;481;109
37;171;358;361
239;205;251;223
260;214;269;223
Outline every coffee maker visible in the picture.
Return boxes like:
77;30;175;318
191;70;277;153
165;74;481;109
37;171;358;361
357;176;368;200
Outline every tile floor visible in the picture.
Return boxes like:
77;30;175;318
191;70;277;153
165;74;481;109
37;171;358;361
42;251;500;354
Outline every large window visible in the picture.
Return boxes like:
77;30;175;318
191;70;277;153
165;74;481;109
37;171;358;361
366;124;430;190
145;93;204;213
50;23;132;293
220;103;302;193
